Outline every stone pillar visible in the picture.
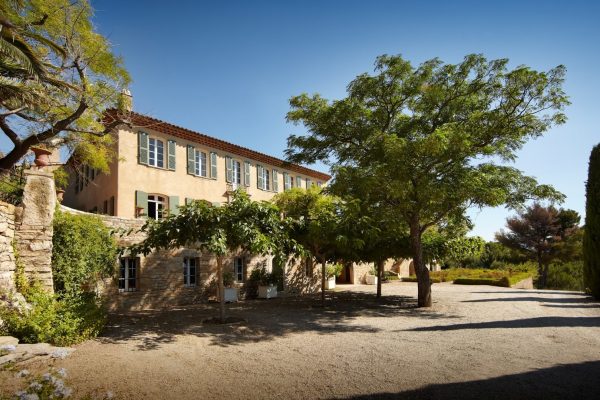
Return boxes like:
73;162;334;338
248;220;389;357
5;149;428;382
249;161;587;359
15;169;56;292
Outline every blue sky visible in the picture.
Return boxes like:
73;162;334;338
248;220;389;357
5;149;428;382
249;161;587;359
8;0;600;240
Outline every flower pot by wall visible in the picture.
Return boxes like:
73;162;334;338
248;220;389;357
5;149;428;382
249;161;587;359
31;146;52;168
223;287;238;302
365;275;378;285
325;276;336;290
56;189;65;203
258;285;277;299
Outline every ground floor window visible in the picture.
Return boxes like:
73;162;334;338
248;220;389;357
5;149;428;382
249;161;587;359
305;258;313;277
183;257;197;287
119;257;139;292
234;257;244;282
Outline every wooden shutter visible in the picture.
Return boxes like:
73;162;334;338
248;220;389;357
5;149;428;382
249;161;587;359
257;165;264;189
306;179;311;188
138;132;149;165
210;152;218;179
200;152;207;177
185;197;193;206
225;156;233;183
296;176;302;188
187;145;195;175
167;140;176;170
272;170;279;192
244;161;251;186
110;196;115;216
169;196;180;216
135;190;148;216
283;172;290;190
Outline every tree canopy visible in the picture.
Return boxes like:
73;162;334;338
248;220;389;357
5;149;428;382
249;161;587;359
0;0;130;173
584;144;600;298
285;54;568;306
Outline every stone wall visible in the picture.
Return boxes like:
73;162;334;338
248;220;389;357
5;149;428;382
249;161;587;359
14;170;56;292
0;201;17;291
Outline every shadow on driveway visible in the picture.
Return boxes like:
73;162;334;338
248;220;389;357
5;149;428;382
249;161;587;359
401;316;600;332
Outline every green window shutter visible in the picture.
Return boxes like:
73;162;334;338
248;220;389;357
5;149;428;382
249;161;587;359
306;178;311;188
225;156;233;183
210;152;218;179
138;132;149;165
169;196;180;216
283;172;290;190
187;145;195;175
296;176;302;188
244;161;251;186
272;170;279;192
185;197;193;206
135;190;148;216
257;165;264;189
167;140;176;170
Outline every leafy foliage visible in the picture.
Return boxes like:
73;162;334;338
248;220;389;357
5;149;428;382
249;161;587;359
51;210;118;297
0;0;131;173
547;261;584;291
0;164;25;204
496;203;581;288
285;54;568;306
584;144;600;298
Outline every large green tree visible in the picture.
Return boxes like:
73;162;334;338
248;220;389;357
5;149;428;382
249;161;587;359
130;192;292;322
285;54;567;307
496;203;581;288
584;144;600;298
0;0;130;174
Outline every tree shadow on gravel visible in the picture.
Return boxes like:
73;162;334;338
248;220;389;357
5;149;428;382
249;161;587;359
463;296;595;305
334;360;600;400
401;316;600;332
98;291;459;349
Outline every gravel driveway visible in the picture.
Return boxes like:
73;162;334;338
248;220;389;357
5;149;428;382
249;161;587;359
3;282;600;399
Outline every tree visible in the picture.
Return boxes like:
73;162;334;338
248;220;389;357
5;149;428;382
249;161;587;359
130;192;291;322
584;144;600;298
0;0;130;174
285;54;567;306
496;203;581;288
274;187;356;305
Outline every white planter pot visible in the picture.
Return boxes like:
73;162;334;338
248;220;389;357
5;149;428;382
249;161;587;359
258;285;278;299
325;277;336;290
223;287;238;302
365;275;378;285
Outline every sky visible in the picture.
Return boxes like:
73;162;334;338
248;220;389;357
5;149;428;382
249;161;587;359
6;0;599;240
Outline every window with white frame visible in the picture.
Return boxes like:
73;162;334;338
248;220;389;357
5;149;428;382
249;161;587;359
148;138;165;168
183;257;197;287
119;257;139;292
147;195;167;220
194;150;207;177
234;257;244;282
232;160;241;187
263;169;270;190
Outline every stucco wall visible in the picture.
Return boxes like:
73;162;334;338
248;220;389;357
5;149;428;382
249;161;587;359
0;201;17;291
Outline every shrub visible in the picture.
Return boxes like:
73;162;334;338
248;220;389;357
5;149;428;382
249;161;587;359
326;263;343;278
547;261;584;291
584;144;600;298
52;210;118;296
0;166;25;205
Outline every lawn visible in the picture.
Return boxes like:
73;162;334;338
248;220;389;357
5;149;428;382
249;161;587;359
402;268;534;287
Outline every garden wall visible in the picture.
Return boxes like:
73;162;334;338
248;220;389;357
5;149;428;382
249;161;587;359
0;201;17;291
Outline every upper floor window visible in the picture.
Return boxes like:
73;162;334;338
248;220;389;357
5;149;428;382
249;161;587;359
194;150;207;177
148;194;167;220
232;160;241;186
257;166;277;191
148;138;164;168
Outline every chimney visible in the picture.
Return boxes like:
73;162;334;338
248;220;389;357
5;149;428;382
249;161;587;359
119;88;133;112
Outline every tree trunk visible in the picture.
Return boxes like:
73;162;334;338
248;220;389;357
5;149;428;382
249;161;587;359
0;143;29;176
537;253;546;288
321;258;326;307
376;259;384;298
410;216;431;307
217;256;225;323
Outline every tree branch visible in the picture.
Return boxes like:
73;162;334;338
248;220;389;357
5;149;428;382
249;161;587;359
0;118;21;145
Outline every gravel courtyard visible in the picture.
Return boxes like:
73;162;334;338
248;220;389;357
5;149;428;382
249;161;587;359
2;282;600;399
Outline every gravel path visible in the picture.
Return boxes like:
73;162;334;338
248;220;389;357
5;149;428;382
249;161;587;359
2;282;600;399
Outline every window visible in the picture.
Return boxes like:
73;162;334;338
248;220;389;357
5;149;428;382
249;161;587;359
233;160;241;186
147;195;167;220
306;179;312;188
148;138;165;168
103;200;108;214
183;257;197;287
234;257;244;282
119;257;138;292
296;176;302;188
194;150;207;177
305;258;313;277
109;196;115;216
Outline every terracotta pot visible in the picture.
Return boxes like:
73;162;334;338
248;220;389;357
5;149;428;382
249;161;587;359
31;146;52;167
56;189;65;203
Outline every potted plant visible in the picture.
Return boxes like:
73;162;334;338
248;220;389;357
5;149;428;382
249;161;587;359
53;167;69;203
325;263;343;290
365;266;378;285
30;146;52;167
222;271;238;302
251;265;277;299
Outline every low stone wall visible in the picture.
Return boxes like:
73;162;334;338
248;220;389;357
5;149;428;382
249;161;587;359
0;201;17;291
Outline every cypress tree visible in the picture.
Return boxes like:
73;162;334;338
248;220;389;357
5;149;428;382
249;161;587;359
584;144;600;298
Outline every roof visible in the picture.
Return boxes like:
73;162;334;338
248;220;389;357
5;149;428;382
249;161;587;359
106;110;331;181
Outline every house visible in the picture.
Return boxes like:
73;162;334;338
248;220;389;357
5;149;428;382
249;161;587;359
62;106;332;309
